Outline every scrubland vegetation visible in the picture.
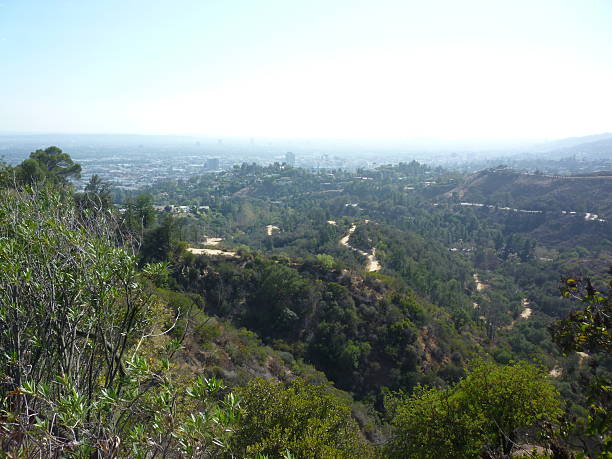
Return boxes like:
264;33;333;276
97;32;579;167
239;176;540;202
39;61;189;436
0;148;610;457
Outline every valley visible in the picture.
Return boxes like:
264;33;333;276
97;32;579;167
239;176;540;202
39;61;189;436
1;152;610;457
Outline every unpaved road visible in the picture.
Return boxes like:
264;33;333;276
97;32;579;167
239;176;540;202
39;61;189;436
340;224;381;272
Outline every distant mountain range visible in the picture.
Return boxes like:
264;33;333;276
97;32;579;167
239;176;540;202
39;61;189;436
530;132;612;158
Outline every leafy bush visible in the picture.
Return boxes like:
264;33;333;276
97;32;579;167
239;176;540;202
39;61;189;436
0;188;240;456
386;360;563;458
234;378;374;458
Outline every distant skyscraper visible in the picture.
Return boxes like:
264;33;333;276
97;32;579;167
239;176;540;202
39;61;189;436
285;151;295;166
205;158;220;170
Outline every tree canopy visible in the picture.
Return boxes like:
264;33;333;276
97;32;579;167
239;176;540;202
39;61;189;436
234;378;373;458
7;146;82;187
386;360;563;458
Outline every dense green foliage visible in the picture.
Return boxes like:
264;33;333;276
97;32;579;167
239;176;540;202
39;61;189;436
174;251;479;398
551;273;612;458
0;186;369;457
386;360;563;458
234;378;372;458
4;146;82;187
0;187;236;455
120;159;610;456
2;148;610;456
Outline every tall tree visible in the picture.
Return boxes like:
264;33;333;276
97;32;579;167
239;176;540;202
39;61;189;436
26;146;81;185
12;146;81;187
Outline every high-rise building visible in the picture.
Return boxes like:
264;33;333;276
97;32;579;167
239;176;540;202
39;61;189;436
285;151;295;166
205;158;220;170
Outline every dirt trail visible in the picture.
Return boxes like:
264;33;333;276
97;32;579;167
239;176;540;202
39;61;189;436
501;298;534;331
366;248;381;272
472;274;486;309
339;224;356;246
339;224;381;272
187;247;237;258
473;273;487;292
458;202;606;223
520;298;532;319
549;367;562;378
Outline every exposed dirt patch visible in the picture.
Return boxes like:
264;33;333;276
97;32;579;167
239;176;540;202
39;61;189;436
187;247;238;257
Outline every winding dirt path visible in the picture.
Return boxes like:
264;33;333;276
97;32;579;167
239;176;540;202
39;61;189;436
339;224;381;272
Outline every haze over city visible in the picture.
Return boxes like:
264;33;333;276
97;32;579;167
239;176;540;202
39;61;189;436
1;0;611;143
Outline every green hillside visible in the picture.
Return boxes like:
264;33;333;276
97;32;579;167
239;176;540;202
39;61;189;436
1;151;609;457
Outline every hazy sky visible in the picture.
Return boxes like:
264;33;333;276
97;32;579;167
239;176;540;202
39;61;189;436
1;0;611;141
